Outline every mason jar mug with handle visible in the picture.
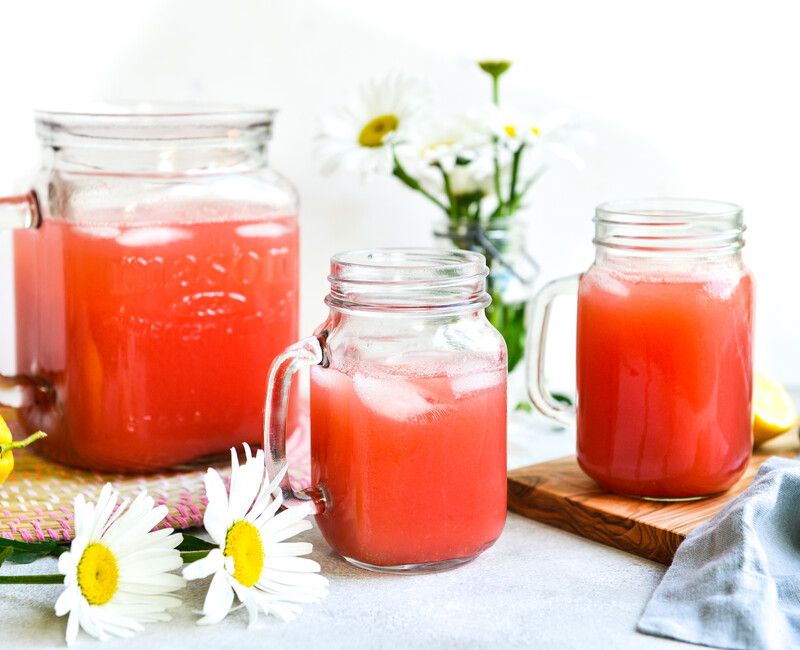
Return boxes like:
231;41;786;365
526;199;753;500
265;248;508;572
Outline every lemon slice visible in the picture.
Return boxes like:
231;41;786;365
753;371;798;446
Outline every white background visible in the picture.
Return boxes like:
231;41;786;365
1;0;799;387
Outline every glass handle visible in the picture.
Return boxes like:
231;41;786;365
0;191;41;230
0;375;49;409
525;274;581;426
0;191;43;409
263;332;328;514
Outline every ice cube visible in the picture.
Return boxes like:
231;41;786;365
451;370;504;398
235;222;291;238
75;226;121;239
310;366;339;391
117;227;191;247
353;373;440;421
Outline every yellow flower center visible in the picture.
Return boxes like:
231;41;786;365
224;520;264;588
504;124;517;138
531;126;541;136
358;114;399;147
76;543;119;606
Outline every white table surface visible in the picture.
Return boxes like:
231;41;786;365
0;408;693;650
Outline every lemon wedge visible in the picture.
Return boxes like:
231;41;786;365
753;371;798;446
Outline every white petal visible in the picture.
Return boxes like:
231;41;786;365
183;549;225;581
57;550;76;576
263;519;313;545
198;571;234;625
230;580;259;628
263;542;313;557
54;586;76;617
119;574;186;594
65;610;80;646
263;556;321;573
258;504;312;538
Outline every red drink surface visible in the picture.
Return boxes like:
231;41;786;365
310;359;507;567
576;265;753;498
14;214;298;471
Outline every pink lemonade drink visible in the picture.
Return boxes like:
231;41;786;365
14;211;299;471
576;265;753;498
310;357;507;568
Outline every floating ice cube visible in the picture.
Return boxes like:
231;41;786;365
353;373;439;421
451;370;504;398
117;227;191;247
310;366;339;391
75;226;121;239
235;222;291;238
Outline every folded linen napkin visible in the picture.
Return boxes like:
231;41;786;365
638;456;800;650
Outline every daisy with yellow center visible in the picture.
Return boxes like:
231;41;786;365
183;445;328;626
316;74;425;176
55;484;185;645
487;105;543;151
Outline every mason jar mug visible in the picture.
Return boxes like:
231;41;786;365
527;199;753;499
0;107;299;472
265;249;508;572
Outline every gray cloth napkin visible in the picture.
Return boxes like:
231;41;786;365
638;456;800;650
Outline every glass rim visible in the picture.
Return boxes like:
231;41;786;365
329;248;488;282
327;248;490;313
34;104;276;143
596;198;742;223
593;198;745;256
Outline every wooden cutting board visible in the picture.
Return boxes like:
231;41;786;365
507;431;798;565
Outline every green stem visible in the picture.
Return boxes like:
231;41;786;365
508;167;548;213
180;550;210;563
435;164;459;225
391;147;448;213
508;144;524;206
0;431;46;455
490;73;505;220
0;574;64;584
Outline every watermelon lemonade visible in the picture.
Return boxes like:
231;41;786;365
311;355;507;568
14;211;299;471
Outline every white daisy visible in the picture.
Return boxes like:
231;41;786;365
316;74;426;177
183;445;328;626
413;113;488;172
485;104;542;151
55;484;185;645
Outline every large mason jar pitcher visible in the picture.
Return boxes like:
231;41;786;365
527;199;753;500
265;249;508;572
0;107;299;472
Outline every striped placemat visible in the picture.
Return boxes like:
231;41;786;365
0;410;311;542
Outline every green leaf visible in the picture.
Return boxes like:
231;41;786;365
0;537;65;564
177;533;216;552
551;392;574;406
515;401;533;413
0;546;13;567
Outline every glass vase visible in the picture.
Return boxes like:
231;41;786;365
434;215;539;372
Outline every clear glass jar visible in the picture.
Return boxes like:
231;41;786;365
527;199;753;499
0;106;299;472
265;249;508;572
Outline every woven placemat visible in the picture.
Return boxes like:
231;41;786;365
0;410;311;543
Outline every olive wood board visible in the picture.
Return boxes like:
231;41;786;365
507;431;798;565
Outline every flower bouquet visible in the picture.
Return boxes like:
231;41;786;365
318;60;584;371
